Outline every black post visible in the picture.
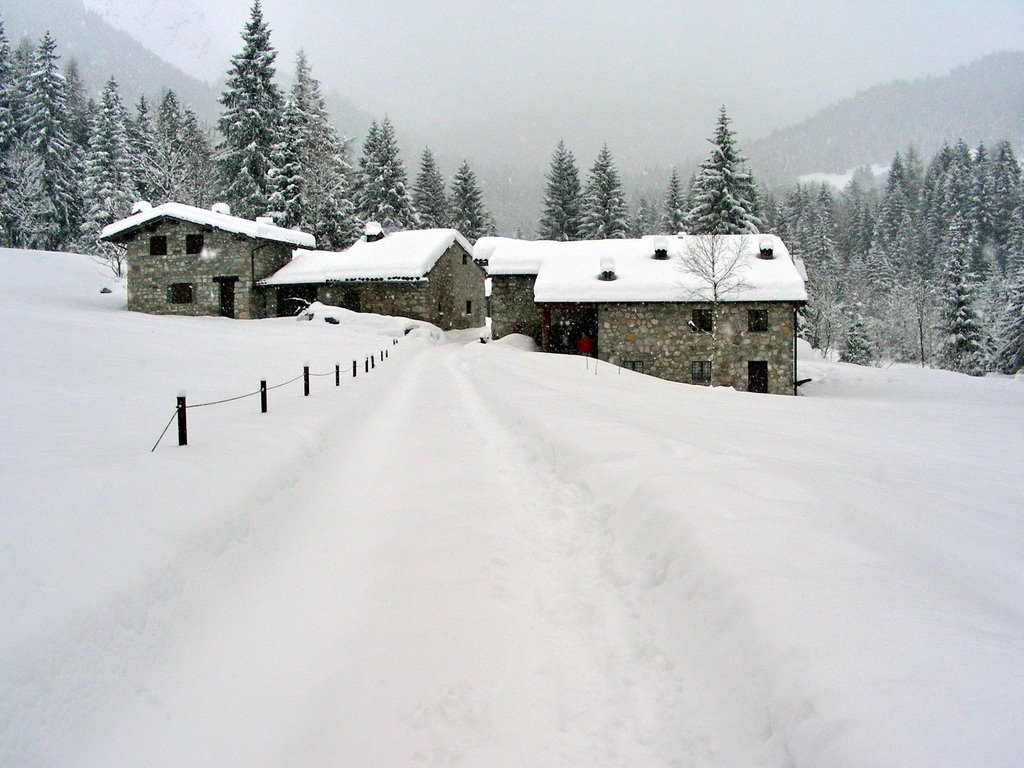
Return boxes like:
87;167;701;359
335;364;340;386
353;360;357;377
176;396;188;446
371;354;375;369
303;366;310;396
365;357;369;373
260;380;267;413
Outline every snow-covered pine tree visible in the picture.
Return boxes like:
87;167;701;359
266;104;304;228
62;59;91;152
180;107;216;209
413;148;449;228
80;77;138;271
661;168;688;234
841;314;873;365
990;141;1022;271
994;197;1024;373
0;144;57;248
689;107;762;235
22;31;82;249
580;144;628;240
449;160;494;242
538;140;582;240
353;116;417;231
971;142;997;275
629;193;656;237
126;95;157;203
217;0;284;218
0;21;14;157
938;215;989;375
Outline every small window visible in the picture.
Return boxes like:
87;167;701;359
462;252;469;265
169;283;193;304
466;300;473;315
691;309;712;333
748;309;769;332
150;235;167;255
691;360;712;385
186;234;204;254
623;360;644;373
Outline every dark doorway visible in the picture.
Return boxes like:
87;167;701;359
547;306;598;356
748;360;768;393
214;276;238;318
276;284;318;316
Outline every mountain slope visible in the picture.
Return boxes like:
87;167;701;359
748;51;1024;185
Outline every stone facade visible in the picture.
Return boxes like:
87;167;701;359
121;219;290;319
289;243;486;331
490;274;540;340
596;302;798;395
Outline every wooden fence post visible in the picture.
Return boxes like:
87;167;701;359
176;395;188;446
353;360;357;377
260;380;267;413
335;364;340;386
304;366;310;396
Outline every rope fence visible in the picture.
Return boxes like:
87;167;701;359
150;338;399;452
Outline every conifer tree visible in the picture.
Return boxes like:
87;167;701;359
0;144;56;248
80;77;138;269
353;116;417;230
841;314;873;365
689;107;762;235
0;21;14;157
23;31;82;248
630;193;656;237
413;147;449;228
661;168;688;234
126;95;157;202
538;140;582;240
449;160;493;241
938;215;989;375
217;0;284;218
580;144;628;239
62;59;91;152
990;141;1022;270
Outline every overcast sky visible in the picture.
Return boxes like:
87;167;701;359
86;0;1024;171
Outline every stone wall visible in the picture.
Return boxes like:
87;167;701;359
597;301;798;394
490;275;540;341
123;220;290;319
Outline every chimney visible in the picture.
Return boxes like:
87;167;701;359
598;256;617;281
365;221;384;242
653;236;669;260
758;235;775;260
131;200;152;214
211;202;231;216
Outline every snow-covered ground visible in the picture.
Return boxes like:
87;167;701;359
2;248;1022;768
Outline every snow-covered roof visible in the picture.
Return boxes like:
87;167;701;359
479;234;807;303
261;228;473;285
99;202;316;248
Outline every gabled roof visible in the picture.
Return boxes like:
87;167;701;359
261;229;473;286
478;234;807;303
99;202;316;248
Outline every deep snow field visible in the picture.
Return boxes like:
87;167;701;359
1;248;1023;768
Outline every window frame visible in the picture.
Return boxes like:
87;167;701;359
168;282;194;304
691;360;712;385
748;308;769;332
185;233;204;255
691;308;713;333
466;299;473;315
149;235;168;256
623;360;645;373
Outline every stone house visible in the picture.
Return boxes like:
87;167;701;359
99;202;316;319
478;233;807;395
260;225;486;331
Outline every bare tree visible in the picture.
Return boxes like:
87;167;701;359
677;234;752;383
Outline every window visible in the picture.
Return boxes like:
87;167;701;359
748;309;769;332
149;235;167;255
186;234;204;254
169;283;193;304
466;300;473;315
462;252;469;265
691;360;712;385
623;360;644;373
691;308;712;333
748;360;768;393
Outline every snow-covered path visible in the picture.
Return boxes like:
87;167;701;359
27;341;712;767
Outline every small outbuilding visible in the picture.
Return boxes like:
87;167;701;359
261;225;486;330
479;233;807;394
99;202;315;319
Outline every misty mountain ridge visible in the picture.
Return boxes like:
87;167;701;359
747;51;1024;186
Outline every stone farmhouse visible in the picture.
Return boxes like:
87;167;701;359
99;202;316;319
260;224;486;330
478;233;807;395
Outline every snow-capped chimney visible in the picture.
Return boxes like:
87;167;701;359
255;216;275;226
131;200;152;214
653;236;669;260
758;236;775;260
598;256;617;281
365;221;384;243
211;202;231;216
